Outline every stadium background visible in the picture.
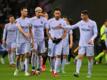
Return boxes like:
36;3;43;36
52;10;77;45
0;0;107;25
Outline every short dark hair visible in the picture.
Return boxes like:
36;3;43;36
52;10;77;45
8;15;14;19
68;18;73;25
54;8;61;12
20;7;27;11
81;10;89;15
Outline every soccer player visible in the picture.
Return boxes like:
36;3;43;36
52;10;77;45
30;7;47;75
41;11;49;71
70;10;98;78
95;20;107;63
14;7;31;76
46;8;67;77
60;17;73;73
2;15;17;66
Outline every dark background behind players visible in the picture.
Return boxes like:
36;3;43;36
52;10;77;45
0;0;106;26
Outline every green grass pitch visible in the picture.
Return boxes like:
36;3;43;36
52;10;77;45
0;58;107;80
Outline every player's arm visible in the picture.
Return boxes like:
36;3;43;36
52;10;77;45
100;25;105;35
29;26;34;48
2;25;7;44
16;23;29;38
89;22;98;44
68;22;80;30
91;22;98;40
61;28;67;39
69;30;73;48
100;25;106;38
46;28;53;40
45;21;53;40
71;24;79;29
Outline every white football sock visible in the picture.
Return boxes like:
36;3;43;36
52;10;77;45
61;58;66;71
8;53;14;64
50;58;55;71
54;58;61;73
11;51;15;64
31;54;36;69
25;58;29;73
36;56;40;70
76;59;82;74
88;59;93;75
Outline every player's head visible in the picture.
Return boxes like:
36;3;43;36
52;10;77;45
104;19;107;27
8;15;15;23
20;7;28;17
63;17;73;25
81;10;89;21
54;8;61;19
43;12;48;19
35;7;43;17
63;17;69;24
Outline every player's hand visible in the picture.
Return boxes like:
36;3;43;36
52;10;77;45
24;32;30;39
69;43;73;48
56;24;63;29
31;42;34;48
88;39;94;45
2;40;6;47
49;36;53;40
16;23;20;27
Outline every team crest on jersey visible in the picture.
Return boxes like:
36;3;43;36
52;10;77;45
41;21;43;24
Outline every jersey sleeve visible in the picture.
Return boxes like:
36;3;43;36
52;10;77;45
71;21;80;29
91;21;98;40
62;20;67;28
16;19;19;24
43;18;48;28
2;24;8;41
16;18;21;27
69;29;73;34
28;18;32;28
66;25;73;34
45;20;50;29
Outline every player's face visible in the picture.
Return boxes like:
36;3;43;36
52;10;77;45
63;18;69;24
35;11;43;17
81;13;88;21
21;9;28;17
44;13;48;19
54;11;61;19
9;17;15;23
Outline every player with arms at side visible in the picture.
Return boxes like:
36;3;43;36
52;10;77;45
14;7;31;76
3;15;17;66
